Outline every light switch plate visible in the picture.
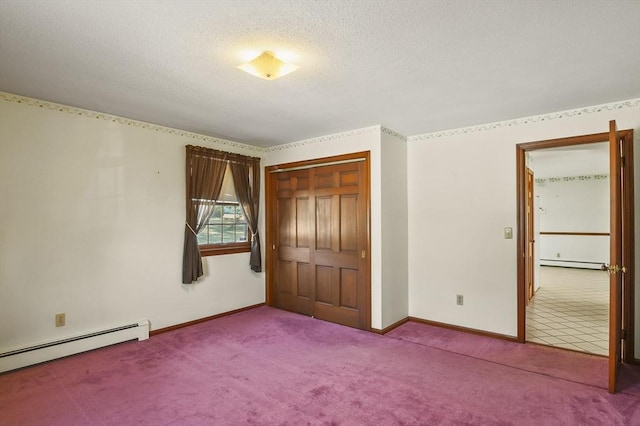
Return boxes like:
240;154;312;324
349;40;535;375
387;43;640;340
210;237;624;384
504;227;513;239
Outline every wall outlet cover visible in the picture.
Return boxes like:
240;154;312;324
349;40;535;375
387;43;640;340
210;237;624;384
55;313;66;327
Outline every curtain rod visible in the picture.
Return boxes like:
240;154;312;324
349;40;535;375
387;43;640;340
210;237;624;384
186;145;261;162
268;157;365;173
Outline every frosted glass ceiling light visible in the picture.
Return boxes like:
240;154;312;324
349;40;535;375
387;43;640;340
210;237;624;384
237;51;300;80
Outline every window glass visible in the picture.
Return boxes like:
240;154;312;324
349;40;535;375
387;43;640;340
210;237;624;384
197;164;249;254
198;203;247;245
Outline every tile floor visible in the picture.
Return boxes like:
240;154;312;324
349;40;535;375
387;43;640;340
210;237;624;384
526;266;609;356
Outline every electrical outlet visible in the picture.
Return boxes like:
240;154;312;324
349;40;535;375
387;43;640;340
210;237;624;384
556;252;561;258
456;295;464;306
55;313;65;327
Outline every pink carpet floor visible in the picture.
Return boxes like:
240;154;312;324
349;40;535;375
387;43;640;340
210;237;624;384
387;320;640;395
1;306;639;425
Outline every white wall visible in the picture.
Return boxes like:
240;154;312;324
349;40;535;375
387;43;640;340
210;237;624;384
380;130;409;328
538;235;609;269
0;96;265;351
536;176;609;232
264;127;385;329
407;100;640;344
3;92;639;356
407;128;518;335
535;175;609;269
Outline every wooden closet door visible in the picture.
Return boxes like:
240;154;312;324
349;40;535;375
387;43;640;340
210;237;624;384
268;153;370;330
311;161;368;329
273;169;314;315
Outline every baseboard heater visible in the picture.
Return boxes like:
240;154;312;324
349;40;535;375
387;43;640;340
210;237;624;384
540;259;604;270
0;320;149;373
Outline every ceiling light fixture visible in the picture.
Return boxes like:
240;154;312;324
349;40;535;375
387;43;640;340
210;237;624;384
237;51;300;80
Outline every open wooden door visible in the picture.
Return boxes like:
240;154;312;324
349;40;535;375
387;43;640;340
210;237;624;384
526;168;535;304
517;124;634;386
607;120;624;394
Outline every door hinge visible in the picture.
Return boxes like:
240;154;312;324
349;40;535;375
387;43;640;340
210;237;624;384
621;155;625;168
361;250;366;259
621;329;627;340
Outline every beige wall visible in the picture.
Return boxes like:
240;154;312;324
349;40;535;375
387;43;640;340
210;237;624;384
0;95;265;351
2;91;639;355
407;99;640;353
380;130;409;328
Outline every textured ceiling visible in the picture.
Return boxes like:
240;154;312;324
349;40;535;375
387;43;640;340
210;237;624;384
1;0;639;147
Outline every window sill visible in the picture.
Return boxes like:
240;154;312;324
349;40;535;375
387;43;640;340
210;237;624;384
199;244;251;257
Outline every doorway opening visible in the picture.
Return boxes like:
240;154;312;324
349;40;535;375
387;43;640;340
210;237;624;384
516;123;634;393
525;143;610;356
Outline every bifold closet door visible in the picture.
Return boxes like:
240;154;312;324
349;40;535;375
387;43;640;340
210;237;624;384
271;158;369;330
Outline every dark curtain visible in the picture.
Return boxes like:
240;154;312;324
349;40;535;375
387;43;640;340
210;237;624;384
182;145;228;284
230;156;262;272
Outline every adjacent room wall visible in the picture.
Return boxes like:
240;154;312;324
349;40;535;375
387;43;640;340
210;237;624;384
0;95;265;351
535;175;609;269
407;100;640;345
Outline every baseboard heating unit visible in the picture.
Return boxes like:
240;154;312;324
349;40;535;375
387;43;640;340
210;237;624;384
0;320;149;373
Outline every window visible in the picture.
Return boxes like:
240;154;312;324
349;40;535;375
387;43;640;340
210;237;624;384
197;202;248;244
184;144;261;283
197;164;250;256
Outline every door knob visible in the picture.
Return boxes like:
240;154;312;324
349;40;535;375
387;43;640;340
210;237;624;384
601;264;627;274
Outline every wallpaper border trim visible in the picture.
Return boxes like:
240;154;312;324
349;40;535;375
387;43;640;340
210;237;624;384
0;92;264;154
535;174;609;184
407;98;640;143
381;126;408;141
265;125;381;152
2;91;637;151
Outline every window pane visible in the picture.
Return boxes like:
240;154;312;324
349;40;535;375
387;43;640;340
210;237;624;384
209;224;222;244
236;225;248;242
197;227;208;245
222;224;235;243
211;205;223;224
222;205;235;223
198;201;250;247
193;165;251;254
236;206;247;223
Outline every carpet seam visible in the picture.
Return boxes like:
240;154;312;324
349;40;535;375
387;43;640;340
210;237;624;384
383;333;617;394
